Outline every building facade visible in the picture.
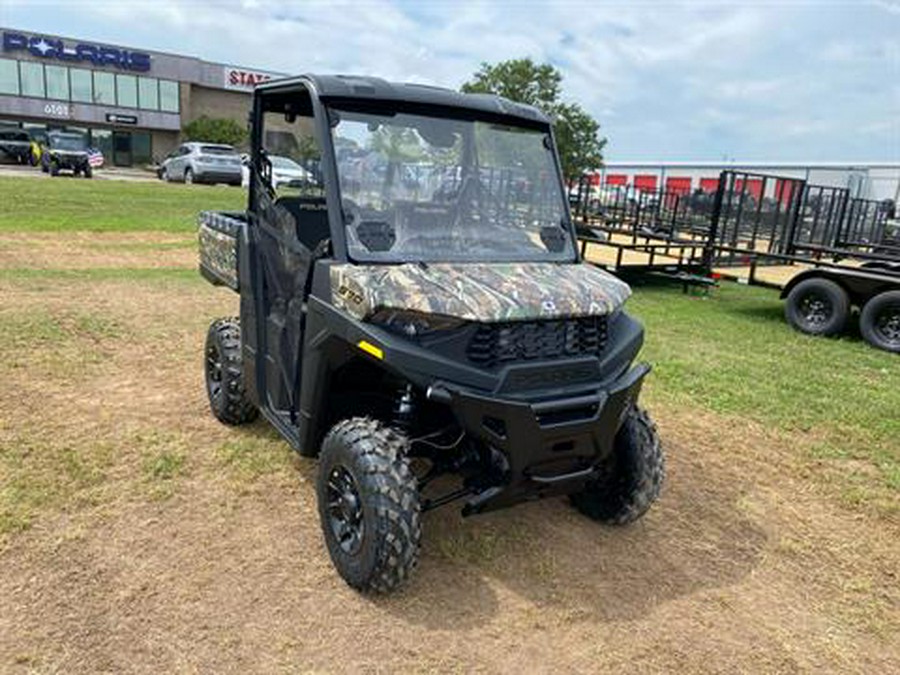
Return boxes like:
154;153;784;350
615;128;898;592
0;27;283;166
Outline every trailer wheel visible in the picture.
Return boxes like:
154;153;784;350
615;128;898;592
317;418;420;593
204;317;258;425
785;278;849;337
571;406;665;525
860;291;900;353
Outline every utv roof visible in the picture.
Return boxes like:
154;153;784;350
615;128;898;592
256;73;552;126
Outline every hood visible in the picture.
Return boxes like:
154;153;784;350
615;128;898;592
330;262;631;322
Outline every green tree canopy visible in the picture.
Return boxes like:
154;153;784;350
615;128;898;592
182;116;247;148
461;58;606;182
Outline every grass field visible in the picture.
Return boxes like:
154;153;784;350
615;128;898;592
0;176;898;672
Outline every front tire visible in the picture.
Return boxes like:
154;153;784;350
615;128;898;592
204;317;257;425
317;418;421;593
860;291;900;353
785;277;850;337
84;165;93;179
184;167;194;184
571;406;665;525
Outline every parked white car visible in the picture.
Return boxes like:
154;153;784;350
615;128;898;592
269;154;314;188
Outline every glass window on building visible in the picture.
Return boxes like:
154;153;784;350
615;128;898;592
45;65;69;101
70;68;92;103
116;74;137;108
19;61;44;98
138;77;158;110
93;71;115;105
132;132;152;165
0;58;19;95
159;80;179;113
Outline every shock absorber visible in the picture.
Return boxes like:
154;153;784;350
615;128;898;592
394;383;416;430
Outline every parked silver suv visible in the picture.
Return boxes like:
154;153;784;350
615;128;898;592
158;142;242;186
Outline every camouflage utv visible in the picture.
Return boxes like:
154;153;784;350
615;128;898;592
198;75;664;592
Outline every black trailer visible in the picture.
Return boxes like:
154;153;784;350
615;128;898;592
572;169;900;352
706;170;899;352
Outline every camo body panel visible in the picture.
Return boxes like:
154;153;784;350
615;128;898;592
331;262;631;322
198;211;242;290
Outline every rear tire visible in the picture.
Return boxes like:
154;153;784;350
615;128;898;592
785;278;849;337
317;418;421;593
204;317;258;425
860;291;900;353
84;165;93;179
571;406;665;525
49;161;59;177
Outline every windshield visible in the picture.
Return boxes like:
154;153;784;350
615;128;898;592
50;134;87;151
0;131;28;142
331;107;575;263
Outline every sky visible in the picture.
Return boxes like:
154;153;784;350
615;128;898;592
1;0;898;162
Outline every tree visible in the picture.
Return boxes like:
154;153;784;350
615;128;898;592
182;116;247;147
461;58;606;182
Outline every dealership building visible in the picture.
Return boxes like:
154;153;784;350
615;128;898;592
0;27;284;166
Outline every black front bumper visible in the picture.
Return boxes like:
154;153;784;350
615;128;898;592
434;361;650;515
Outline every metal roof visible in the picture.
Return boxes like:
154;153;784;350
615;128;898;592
257;74;551;125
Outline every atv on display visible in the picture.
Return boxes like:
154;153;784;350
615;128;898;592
198;74;665;592
41;131;92;178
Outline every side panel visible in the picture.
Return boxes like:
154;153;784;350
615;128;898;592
198;210;245;291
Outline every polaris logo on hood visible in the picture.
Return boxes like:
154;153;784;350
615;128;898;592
2;32;151;72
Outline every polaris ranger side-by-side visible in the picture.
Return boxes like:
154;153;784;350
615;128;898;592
198;75;664;592
41;131;93;178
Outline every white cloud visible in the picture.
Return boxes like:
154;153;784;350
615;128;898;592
3;0;897;160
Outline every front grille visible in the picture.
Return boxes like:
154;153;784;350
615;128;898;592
467;316;608;367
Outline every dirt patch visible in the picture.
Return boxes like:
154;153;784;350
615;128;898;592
0;268;898;673
0;232;195;270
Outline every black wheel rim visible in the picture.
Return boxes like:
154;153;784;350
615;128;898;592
799;292;832;327
205;342;222;403
326;465;365;555
874;304;900;346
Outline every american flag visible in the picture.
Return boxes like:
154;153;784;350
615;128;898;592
87;148;104;168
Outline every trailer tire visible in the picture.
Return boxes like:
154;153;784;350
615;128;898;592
785;277;849;337
860;291;900;353
204;317;258;425
571;406;665;525
317;418;420;593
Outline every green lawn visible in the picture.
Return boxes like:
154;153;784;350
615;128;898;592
629;280;899;503
0;176;245;232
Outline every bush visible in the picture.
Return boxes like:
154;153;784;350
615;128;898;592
182;116;247;147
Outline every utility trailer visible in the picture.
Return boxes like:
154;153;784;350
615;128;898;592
706;170;900;352
571;169;900;352
569;177;715;288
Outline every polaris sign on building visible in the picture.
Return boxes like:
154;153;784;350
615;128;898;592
0;27;285;166
2;31;152;71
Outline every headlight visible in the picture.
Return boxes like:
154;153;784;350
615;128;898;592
369;309;466;338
